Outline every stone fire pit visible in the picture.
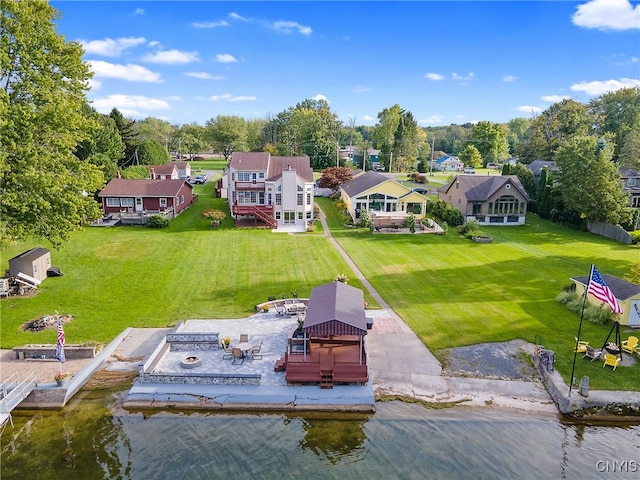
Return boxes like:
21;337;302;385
180;355;202;369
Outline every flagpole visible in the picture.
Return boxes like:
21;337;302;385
569;264;593;395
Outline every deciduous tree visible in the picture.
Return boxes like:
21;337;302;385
555;136;629;225
318;167;353;190
1;0;103;247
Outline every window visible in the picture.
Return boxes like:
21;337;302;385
237;172;251;182
494;195;519;214
298;211;303;220
120;198;134;207
106;198;119;207
275;193;282;205
160;198;167;208
259;172;265;179
306;211;312;219
472;202;482;215
306;192;311;205
297;193;303;205
275;211;281;220
180;195;184;204
284;212;295;224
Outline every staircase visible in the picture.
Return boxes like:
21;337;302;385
1;372;37;429
254;206;278;229
320;369;334;389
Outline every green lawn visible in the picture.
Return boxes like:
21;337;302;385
0;184;371;347
317;197;639;391
2;189;638;391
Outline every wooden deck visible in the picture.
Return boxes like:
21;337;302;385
282;337;368;387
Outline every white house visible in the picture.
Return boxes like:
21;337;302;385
226;152;315;231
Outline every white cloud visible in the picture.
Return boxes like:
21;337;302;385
418;115;443;125
452;72;474;81
81;37;146;57
91;94;171;116
210;94;257;102
142;49;199;64
186;72;225;80
89;60;162;83
353;86;371;93
192;20;229;28
313;94;328;102
541;94;572;102
517;105;543;114
133;8;144;16
229;12;250;21
362;115;375;122
632;56;639;63
425;73;444;81
573;0;640;30
215;53;237;63
570;77;640;95
503;75;517;82
272;21;312;36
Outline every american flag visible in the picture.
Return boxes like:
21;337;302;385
55;317;65;363
587;266;623;314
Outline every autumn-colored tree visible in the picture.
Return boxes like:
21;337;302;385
318;167;354;190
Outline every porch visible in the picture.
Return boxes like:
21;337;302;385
119;208;174;225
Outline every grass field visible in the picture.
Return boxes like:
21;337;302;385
1;185;638;390
0;183;372;347
317;197;639;391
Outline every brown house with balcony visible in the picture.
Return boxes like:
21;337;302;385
437;174;529;226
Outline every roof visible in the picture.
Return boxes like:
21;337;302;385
619;168;640;179
434;155;460;164
438;175;530;201
151;164;178;175
10;247;50;262
229;152;271;170
526;160;559;176
98;178;191;197
571;274;640;301
340;170;390;197
266;156;313;182
303;282;368;336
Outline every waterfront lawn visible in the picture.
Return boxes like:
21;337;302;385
0;185;372;348
316;197;639;391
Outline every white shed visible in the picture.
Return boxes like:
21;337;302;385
8;248;51;282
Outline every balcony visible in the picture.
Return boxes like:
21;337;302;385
234;181;265;191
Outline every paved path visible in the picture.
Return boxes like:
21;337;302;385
316;207;556;412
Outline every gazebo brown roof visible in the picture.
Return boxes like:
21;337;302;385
303;282;368;336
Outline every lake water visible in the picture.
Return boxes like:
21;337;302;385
2;390;639;479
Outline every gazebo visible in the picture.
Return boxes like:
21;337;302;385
302;281;368;363
282;281;369;387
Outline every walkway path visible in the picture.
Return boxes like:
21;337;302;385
316;207;556;412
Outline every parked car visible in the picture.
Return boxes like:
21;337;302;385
463;167;476;174
192;173;207;184
412;187;428;194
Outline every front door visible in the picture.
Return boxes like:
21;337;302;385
135;197;143;212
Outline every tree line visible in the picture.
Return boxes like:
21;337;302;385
2;0;638;247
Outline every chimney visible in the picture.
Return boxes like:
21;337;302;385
150;167;155;179
116;170;121;179
288;164;291;171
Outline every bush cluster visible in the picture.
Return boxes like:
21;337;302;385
427;199;464;227
146;215;169;228
556;291;615;325
408;172;428;184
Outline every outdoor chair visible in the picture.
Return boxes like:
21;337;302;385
250;340;263;360
240;333;249;343
583;345;602;362
621;336;638;355
221;341;234;360
602;353;621;371
275;305;285;316
232;347;245;365
573;337;588;354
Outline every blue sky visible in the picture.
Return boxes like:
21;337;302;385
51;1;640;127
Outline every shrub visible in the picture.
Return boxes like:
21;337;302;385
630;230;640;245
146;215;169;228
556;291;615;325
334;273;348;283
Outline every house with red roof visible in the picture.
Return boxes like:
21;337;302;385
98;178;194;220
150;164;179;179
437;174;529;225
224;152;314;231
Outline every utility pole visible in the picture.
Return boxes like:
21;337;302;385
389;151;393;173
429;136;435;176
336;140;339;168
